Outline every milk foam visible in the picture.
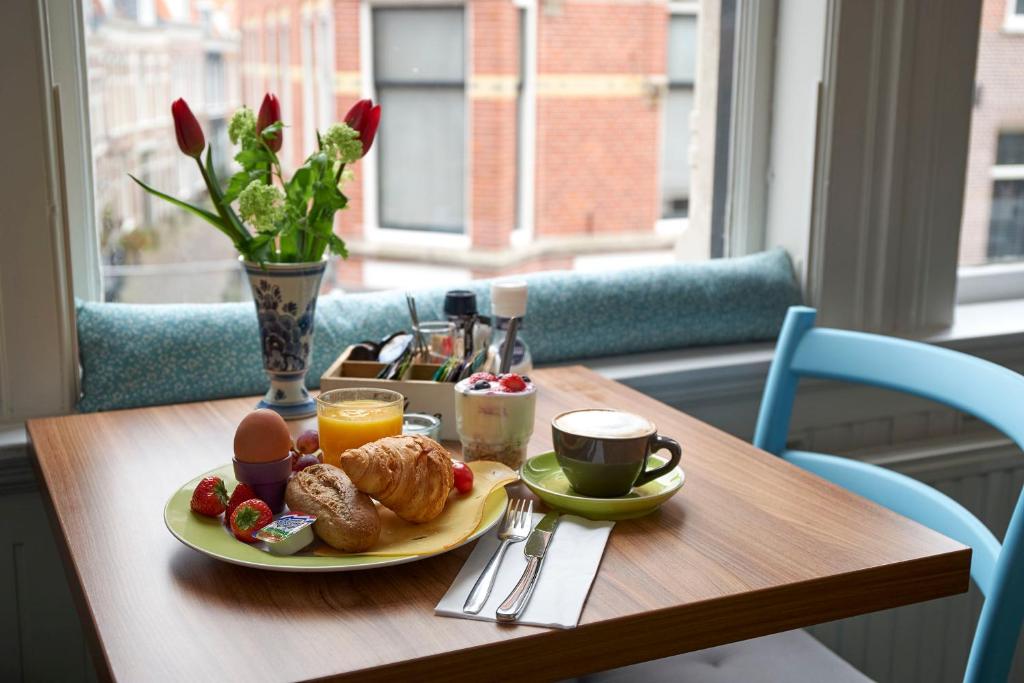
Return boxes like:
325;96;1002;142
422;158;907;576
554;410;654;439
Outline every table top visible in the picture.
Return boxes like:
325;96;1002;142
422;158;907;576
27;366;970;682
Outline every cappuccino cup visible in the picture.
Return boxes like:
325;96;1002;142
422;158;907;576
551;409;682;498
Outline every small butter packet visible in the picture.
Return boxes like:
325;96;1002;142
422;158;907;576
255;513;317;556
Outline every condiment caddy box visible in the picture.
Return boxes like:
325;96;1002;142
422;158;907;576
320;345;458;440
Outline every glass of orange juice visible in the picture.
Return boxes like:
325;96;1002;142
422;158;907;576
316;388;404;467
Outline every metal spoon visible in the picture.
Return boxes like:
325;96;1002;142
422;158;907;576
499;316;520;374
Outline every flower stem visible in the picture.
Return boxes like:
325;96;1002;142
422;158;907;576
196;156;250;251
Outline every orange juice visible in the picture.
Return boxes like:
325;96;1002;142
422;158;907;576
317;391;404;467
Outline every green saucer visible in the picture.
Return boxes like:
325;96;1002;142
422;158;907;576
521;452;686;521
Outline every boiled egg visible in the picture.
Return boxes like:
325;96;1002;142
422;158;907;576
233;409;292;463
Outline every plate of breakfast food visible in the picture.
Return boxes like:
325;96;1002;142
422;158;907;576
164;410;519;572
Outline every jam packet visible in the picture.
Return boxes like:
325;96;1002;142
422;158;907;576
255;513;317;556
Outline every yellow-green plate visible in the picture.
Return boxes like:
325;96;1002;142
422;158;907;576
521;452;685;521
164;464;508;572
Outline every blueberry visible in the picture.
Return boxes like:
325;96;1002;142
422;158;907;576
521;375;531;383
472;380;491;390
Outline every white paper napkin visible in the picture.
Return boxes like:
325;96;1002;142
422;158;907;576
435;513;615;629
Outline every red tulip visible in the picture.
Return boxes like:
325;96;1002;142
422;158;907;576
171;98;205;158
257;93;283;152
344;99;382;157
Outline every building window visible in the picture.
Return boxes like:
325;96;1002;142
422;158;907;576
373;7;466;233
959;5;1024;271
1006;0;1024;31
661;12;698;219
78;0;740;301
986;132;1024;260
314;10;334;130
301;14;316;154
277;20;292;161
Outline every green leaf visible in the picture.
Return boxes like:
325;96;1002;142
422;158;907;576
203;150;251;247
127;173;230;234
327;232;349;259
235;147;268;170
223;170;255;203
261;121;284;136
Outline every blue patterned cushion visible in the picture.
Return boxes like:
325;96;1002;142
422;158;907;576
76;248;800;412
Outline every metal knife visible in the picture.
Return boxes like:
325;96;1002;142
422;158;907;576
495;511;561;622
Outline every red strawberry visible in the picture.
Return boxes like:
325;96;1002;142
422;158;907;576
230;499;273;543
190;476;228;517
498;373;528;393
225;483;257;522
468;372;497;384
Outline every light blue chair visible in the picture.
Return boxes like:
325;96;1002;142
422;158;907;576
586;305;1024;683
754;305;1024;682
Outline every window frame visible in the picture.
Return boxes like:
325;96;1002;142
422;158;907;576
656;3;700;233
1005;0;1024;33
509;0;537;248
5;0;994;424
360;1;472;248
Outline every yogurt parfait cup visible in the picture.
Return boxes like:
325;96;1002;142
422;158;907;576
454;373;537;469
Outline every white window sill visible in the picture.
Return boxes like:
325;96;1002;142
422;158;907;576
582;298;1024;399
926;298;1024;346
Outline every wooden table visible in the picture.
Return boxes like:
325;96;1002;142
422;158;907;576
27;366;970;682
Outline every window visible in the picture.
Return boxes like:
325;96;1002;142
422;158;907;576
957;1;1024;301
1007;0;1024;32
661;11;698;220
315;10;335;130
301;14;316;154
77;0;735;302
373;7;466;233
987;132;1024;259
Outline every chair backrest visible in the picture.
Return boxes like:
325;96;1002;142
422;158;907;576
754;306;1024;683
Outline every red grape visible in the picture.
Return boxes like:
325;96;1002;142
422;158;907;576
295;430;319;455
292;453;320;473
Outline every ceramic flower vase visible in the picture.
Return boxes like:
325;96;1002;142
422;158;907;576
243;259;327;419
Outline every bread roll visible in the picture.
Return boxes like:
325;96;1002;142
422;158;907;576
339;435;454;523
285;464;380;552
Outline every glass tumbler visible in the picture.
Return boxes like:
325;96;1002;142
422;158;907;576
316;388;404;467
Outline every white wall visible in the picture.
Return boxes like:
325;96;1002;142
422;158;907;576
0;0;78;422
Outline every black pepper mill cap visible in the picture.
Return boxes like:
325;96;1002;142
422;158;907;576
444;290;478;317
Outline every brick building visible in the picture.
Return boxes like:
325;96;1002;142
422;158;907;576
85;0;241;300
960;0;1024;265
238;0;699;289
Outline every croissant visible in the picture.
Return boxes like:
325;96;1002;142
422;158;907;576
339;435;454;523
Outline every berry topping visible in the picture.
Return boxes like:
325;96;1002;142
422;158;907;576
225;483;257;521
471;380;491;390
190;476;228;517
498;373;528;393
468;372;497;384
230;499;273;543
520;375;531;384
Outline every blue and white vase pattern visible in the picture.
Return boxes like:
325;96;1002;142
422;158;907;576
243;259;327;419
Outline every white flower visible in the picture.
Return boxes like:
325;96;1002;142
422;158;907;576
322;123;364;164
228;107;256;145
238;181;285;234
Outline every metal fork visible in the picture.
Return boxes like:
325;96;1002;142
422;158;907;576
463;498;533;614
